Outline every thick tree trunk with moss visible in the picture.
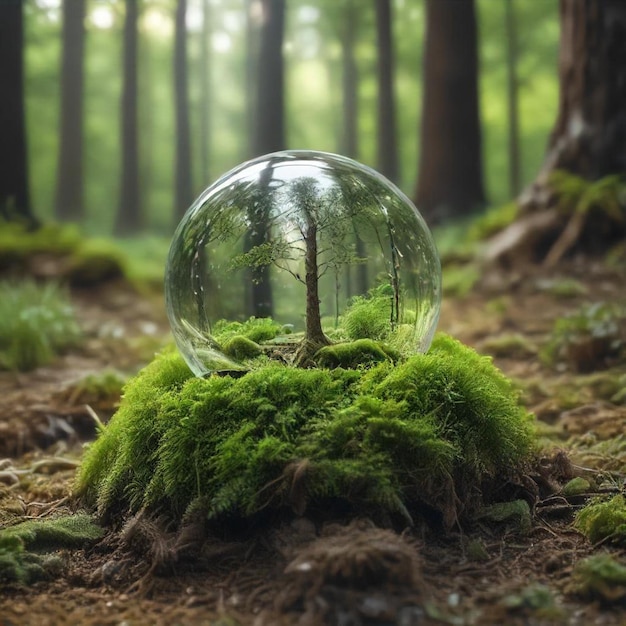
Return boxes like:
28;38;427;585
522;0;626;206
488;0;626;265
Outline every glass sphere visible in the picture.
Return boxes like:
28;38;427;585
165;150;441;377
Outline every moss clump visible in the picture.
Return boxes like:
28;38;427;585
575;495;626;545
0;280;82;371
65;238;126;286
468;202;519;241
214;317;284;344
0;514;104;549
341;287;392;342
222;335;262;361
476;500;532;534
314;339;399;369
0;515;101;585
0;223;81;267
569;554;626;603
542;302;625;372
75;334;534;528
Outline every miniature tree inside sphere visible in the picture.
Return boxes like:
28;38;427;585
165;150;441;377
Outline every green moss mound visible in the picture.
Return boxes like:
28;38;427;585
222;335;263;361
314;339;399;369
575;495;626;545
75;334;534;528
0;514;103;585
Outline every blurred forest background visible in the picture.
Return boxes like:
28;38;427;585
2;0;560;237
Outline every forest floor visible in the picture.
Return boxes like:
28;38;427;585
0;256;625;626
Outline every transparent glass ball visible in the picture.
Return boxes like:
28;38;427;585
165;150;441;377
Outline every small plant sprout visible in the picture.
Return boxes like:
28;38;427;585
165;151;441;376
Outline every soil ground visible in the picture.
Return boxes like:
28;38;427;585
1;258;625;625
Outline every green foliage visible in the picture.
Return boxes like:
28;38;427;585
0;280;82;371
481;333;538;359
501;583;564;621
64;369;126;406
65;238;126;286
0;514;104;550
575;495;626;545
314;339;399;369
542;302;625;372
222;335;262;361
341;287;392;342
570;554;626;603
0;223;81;263
442;264;481;298
548;171;626;220
0;515;100;585
76;333;534;528
476;500;532;533
0;536;58;585
468;202;519;241
213;317;284;344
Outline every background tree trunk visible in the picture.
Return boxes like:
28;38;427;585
341;0;359;161
505;0;521;197
115;0;141;235
174;0;193;222
245;0;285;318
375;0;399;184
199;0;212;188
55;0;86;223
0;2;34;225
253;0;285;157
244;0;260;160
340;0;368;297
415;0;485;223
488;0;626;265
522;0;626;207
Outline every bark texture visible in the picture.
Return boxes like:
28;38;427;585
522;0;626;207
55;0;86;222
115;0;141;235
415;0;485;223
174;0;193;222
375;0;398;183
0;2;34;225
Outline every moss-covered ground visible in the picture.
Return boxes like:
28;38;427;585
1;250;625;625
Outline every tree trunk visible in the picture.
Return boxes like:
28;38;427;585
304;218;329;346
244;0;260;159
340;0;368;297
505;0;521;197
0;2;35;225
174;0;193;222
488;0;626;265
522;0;626;206
245;0;285;318
253;0;285;156
245;161;275;319
115;0;141;235
341;0;359;160
199;0;211;187
415;0;485;223
375;0;399;183
55;0;86;223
